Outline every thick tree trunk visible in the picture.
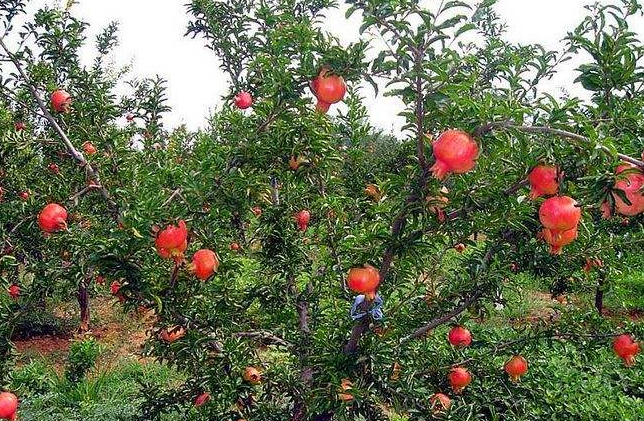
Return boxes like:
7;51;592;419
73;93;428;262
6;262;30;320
78;280;90;332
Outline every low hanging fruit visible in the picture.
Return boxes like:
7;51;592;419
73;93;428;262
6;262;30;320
242;366;262;385
50;89;71;113
538;196;581;237
234;91;253;109
430;130;479;180
527;165;560;199
613;334;640;367
295;210;311;232
155;220;188;261
448;367;471;394
448;326;472;347
504;355;528;382
159;326;186;343
0;391;18;421
38;203;68;233
347;265;380;299
7;284;20;300
612;163;644;216
189;249;219;280
540;226;577;255
429;393;451;414
110;281;121;296
83;141;97;155
311;67;346;104
194;392;210;407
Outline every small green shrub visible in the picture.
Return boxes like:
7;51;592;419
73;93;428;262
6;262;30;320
65;338;102;383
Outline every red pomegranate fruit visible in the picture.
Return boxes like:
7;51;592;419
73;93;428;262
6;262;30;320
0;391;18;420
155;220;188;261
234;91;253;109
194;392;210;407
527;165;560;199
251;207;262;217
454;243;466;253
613;334;640;367
18;191;29;201
48;163;60;174
430;130;479;180
295;210;311;232
51;89;71;113
189;249;219;280
538;196;581;237
429;393;451;414
448;326;472;347
110;280;121;296
448;367;471;394
243;366;262;385
613;163;644;216
83;141;97;155
504;355;528;382
38;203;68;233
7;284;20;300
230;242;241;251
347;265;380;298
540;226;578;255
311;68;346;105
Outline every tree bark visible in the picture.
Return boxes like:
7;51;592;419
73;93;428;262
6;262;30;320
78;279;90;333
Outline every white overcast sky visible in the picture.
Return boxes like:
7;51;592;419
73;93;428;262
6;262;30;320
17;1;644;133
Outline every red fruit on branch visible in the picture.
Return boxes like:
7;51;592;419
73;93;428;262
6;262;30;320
189;249;219;280
230;242;241;251
0;391;18;420
251;207;262;217
538;196;581;237
540;226;577;255
194;392;211;407
242;366;262;385
83;141;97;155
18;191;29;201
448;367;471;394
429;393;451;414
159;326;186;343
347;265;380;298
311;68;346;105
50;89;71;113
448;326;472;347
38;203;68;233
613;163;644;216
527;165;560;199
14;121;26;132
430;130;479;180
504;355;528;382
454;243;466;253
155;220;188;261
613;334;640;367
234;91;253;109
295;210;311;232
8;284;20;300
48;163;60;174
110;280;121;296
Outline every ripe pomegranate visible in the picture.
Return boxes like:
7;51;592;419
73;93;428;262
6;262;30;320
613;334;640;367
311;68;346;104
38;203;68;233
110;280;121;296
295;210;311;232
159;326;186;343
364;184;381;201
454;243;466;253
242;366;262;385
315;100;331;114
194;392;210;407
251;207;262;217
430;130;479;180
14;121;26;132
528;165;560;199
95;275;105;285
613;163;644;216
155;220;188;261
347;265;380;298
0;391;18;420
234;91;253;109
189;249;219;280
337;379;354;402
50;89;71;113
230;242;241;251
504;355;528;382
448;367;471;394
83;141;97;155
538;196;581;237
540;226;577;255
8;284;20;300
448;326;472;347
18;191;29;201
429;393;451;414
48;163;60;174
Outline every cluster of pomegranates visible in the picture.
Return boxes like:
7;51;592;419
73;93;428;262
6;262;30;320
602;162;644;218
310;67;346;114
